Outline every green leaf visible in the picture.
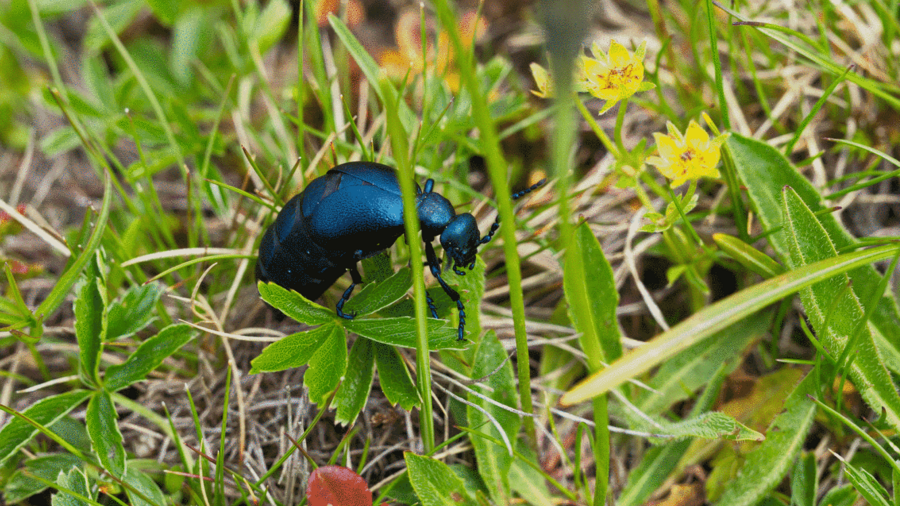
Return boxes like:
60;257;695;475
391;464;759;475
635;311;771;416
344;317;465;349
145;0;178;26
51;468;93;506
74;276;105;387
405;452;477;506
836;454;892;506
334;337;376;425
467;331;519;503
249;324;335;374
362;253;395;283
817;485;858;506
0;390;92;468
508;444;553;506
81;52;116;113
84;0;143;53
782;187;900;431
169;6;212;86
374;342;421;410
790;452;817;506
252;0;290;54
106;283;163;340
39;127;81;157
105;323;196;391
258;281;334;325
561;243;900;404
123;466;167;506
85;391;125;478
306;325;347;405
616;440;692;506
727;133;900;376
649;412;764;442
716;370;818;506
3;454;81;503
343;267;412;316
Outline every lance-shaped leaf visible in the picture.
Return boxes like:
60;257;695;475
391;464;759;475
105;323;196;391
85;391;125;478
782;187;900;430
727;133;900;374
374;342;420;410
74;277;105;388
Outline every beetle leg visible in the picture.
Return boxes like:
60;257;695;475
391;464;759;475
335;264;363;319
425;290;439;319
426;242;466;341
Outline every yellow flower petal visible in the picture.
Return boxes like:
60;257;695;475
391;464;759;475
608;40;630;68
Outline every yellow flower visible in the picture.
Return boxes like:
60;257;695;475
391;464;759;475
646;120;729;187
529;63;553;98
579;39;655;114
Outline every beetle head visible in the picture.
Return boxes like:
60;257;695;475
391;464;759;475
440;213;480;273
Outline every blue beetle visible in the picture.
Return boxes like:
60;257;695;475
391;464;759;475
256;162;545;340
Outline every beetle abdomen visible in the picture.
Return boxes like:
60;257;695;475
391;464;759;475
256;192;347;300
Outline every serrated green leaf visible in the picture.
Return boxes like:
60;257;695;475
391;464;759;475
249;324;335;374
252;0;290;54
716;370;818;506
334;338;376;425
74;277;105;387
51;468;92;506
85;391;125;478
405;453;477;506
105;323;195;391
343;267;412;316
106;283;163;340
3;454;81;503
782;187;900;431
343;317;465;349
258;281;334;325
374;342;420;410
306;325;347;405
0;390;92;468
123;467;167;506
467;331;519;503
727;133;900;375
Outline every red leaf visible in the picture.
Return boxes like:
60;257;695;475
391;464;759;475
307;465;373;506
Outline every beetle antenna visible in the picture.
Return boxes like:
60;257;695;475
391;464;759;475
478;179;547;245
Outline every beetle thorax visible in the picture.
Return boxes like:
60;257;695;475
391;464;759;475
417;192;456;239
